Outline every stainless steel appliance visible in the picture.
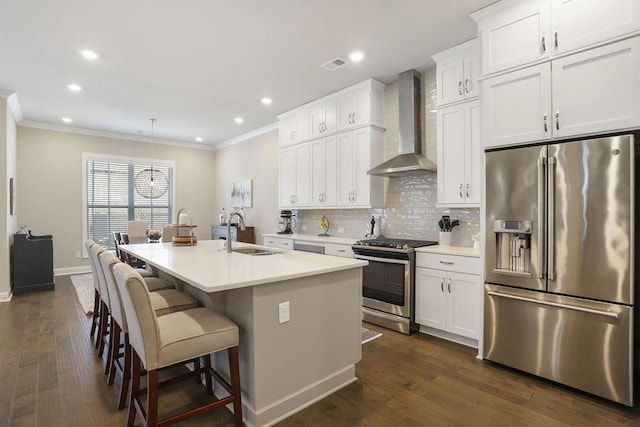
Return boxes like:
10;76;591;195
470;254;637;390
352;238;438;334
484;134;638;406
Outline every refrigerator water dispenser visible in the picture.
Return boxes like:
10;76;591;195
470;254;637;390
493;220;532;276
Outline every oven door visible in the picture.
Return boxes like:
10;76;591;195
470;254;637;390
354;253;411;318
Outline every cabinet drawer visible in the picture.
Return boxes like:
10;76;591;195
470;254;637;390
264;236;293;250
324;243;354;258
416;253;480;275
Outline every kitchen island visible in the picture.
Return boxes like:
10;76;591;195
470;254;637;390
119;239;366;427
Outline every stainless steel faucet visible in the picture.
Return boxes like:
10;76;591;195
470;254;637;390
225;211;246;252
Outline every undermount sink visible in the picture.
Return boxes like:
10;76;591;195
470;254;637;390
232;247;281;256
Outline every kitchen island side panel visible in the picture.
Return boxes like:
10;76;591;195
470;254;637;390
223;267;362;426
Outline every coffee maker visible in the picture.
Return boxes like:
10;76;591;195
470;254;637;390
276;210;294;234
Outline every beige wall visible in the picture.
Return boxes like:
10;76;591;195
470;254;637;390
17;127;216;273
0;96;18;300
212;129;279;244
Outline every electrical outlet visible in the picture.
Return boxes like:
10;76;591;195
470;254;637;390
338;227;345;233
301;225;308;231
75;251;81;259
278;301;290;324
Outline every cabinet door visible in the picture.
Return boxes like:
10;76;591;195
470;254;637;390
293;143;310;206
337;96;354;130
352;91;370;127
415;268;447;329
437;105;466;205
436;60;465;106
446;272;480;339
464;101;481;205
309;109;325;140
280;120;297;147
293;112;310;143
552;0;640;55
552;36;640;138
351;127;371;206
337;132;354;205
479;0;552;75
279;147;296;207
482;63;552;148
310;103;337;139
310;136;337;206
463;54;481;99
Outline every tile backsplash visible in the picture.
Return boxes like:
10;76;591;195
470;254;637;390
295;69;480;247
294;172;479;246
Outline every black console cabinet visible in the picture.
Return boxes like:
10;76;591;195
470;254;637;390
12;233;54;294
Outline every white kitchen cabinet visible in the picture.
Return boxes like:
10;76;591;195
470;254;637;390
483;36;640;148
279;111;310;147
263;236;293;250
415;252;481;342
324;243;354;258
338;91;371;130
279;143;310;208
432;39;480;106
310;135;337;207
473;0;640;76
309;101;337;139
337;127;384;208
437;100;480;206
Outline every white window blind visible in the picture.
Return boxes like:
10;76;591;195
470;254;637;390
85;156;173;250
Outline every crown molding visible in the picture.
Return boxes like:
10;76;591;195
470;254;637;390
213;122;279;151
0;90;24;122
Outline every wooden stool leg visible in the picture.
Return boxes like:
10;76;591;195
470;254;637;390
127;349;141;427
105;317;116;376
97;301;108;357
228;347;243;427
147;369;159;426
107;321;120;382
193;358;202;384
117;334;131;410
203;355;213;395
90;289;100;338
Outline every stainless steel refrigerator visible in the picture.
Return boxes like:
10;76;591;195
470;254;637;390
484;134;637;406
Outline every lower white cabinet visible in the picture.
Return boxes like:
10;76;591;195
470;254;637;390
415;252;481;341
263;236;293;250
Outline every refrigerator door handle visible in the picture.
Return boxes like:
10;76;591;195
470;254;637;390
537;155;546;279
548;156;556;281
487;291;620;319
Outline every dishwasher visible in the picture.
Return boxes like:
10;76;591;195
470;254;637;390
292;242;325;254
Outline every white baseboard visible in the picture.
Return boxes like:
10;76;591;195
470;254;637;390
0;290;13;302
418;325;478;349
55;266;92;276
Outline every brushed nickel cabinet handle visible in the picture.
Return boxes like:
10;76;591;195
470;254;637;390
555;111;560;130
458;81;463;95
554;30;558;49
541;35;546;53
439;261;454;265
447;279;451;293
464;78;470;93
440;278;444;292
466;184;470;198
543;113;548;132
459;184;463;198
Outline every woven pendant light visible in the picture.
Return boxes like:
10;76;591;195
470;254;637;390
134;118;168;199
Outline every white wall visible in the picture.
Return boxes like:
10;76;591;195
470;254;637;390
212;129;279;244
0;95;18;300
16;127;216;273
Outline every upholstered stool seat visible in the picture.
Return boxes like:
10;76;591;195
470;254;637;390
114;263;243;427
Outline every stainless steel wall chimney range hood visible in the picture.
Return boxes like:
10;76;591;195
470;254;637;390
367;69;437;176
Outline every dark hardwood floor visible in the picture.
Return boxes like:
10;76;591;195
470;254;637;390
1;275;639;426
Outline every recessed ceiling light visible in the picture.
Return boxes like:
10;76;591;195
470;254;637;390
62;117;73;123
195;136;203;142
79;49;99;60
348;50;365;62
261;97;272;105
234;117;244;124
67;83;83;92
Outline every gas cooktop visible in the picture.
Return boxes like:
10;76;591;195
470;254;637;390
353;237;439;250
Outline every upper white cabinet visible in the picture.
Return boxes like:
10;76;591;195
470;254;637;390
279;111;310;147
337;90;383;130
473;0;640;76
310;135;337;207
278;79;386;209
437;100;481;206
483;36;640;148
337;127;384;208
432;39;480;106
309;101;337;140
279;142;310;208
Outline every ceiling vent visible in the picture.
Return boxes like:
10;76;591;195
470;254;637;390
321;57;348;71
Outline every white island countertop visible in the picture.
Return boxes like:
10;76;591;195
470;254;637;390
119;239;367;293
416;245;481;257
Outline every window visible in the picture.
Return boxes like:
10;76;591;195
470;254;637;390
83;153;174;251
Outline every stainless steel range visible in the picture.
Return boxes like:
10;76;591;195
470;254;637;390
352;238;438;334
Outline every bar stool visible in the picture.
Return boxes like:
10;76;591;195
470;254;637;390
99;251;200;410
113;263;243;427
